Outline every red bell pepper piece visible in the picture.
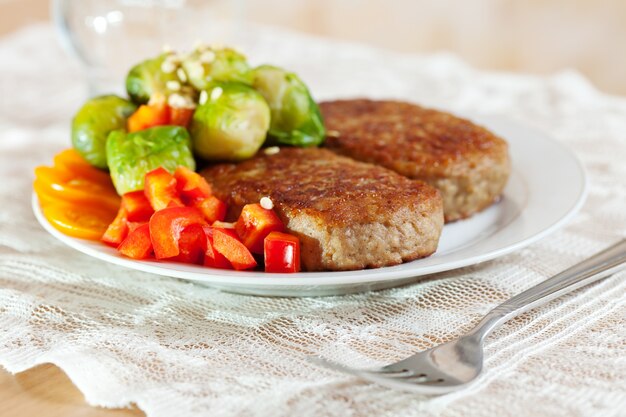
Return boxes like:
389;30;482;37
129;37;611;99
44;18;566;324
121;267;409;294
121;190;154;222
171;224;206;265
264;232;300;273
101;206;129;247
127;104;170;132
166;199;185;208
118;223;153;259
194;196;227;224
144;167;183;211
202;226;232;269
212;221;235;229
127;221;148;233
235;203;284;254
212;228;257;270
169;107;194;128
174;166;212;202
149;206;207;259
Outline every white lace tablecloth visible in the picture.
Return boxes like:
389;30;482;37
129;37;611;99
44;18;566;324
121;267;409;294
1;24;625;417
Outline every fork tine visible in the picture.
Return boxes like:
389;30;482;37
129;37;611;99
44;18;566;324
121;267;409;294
306;356;369;378
364;367;420;378
308;356;432;381
308;356;410;376
308;356;464;394
356;372;464;395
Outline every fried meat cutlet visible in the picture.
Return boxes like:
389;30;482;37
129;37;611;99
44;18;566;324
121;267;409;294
319;99;510;222
202;147;444;271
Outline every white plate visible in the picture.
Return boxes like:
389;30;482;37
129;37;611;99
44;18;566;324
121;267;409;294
33;115;587;296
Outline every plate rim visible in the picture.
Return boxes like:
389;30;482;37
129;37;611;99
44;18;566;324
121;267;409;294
32;115;588;289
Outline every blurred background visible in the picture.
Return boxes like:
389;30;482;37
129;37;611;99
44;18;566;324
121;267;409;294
1;0;625;95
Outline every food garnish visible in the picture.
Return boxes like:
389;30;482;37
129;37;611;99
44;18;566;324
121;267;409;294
252;65;326;146
34;149;120;239
36;150;301;272
264;232;301;273
106;126;195;195
234;203;283;254
126;53;183;105
71;95;137;169
189;82;271;161
37;42;320;273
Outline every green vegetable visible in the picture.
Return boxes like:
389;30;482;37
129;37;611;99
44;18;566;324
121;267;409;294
190;82;270;161
106;126;195;195
181;47;252;91
71;95;137;169
251;65;325;147
126;53;180;104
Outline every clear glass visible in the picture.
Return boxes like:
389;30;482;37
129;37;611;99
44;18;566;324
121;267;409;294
51;0;244;97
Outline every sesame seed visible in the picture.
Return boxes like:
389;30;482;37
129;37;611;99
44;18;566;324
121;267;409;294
260;196;274;210
263;146;280;155
176;68;187;83
186;61;204;80
199;90;208;105
166;80;181;91
166;53;182;64
168;93;188;108
210;87;223;101
148;92;166;106
161;60;176;74
327;130;341;138
200;50;216;64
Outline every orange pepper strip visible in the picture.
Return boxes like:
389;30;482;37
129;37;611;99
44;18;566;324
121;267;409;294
42;202;116;241
127;104;170;133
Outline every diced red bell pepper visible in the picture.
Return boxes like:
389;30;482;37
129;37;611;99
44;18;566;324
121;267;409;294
202;226;232;269
118;223;153;259
121;190;154;222
149;206;207;259
235;203;284;254
194;196;227;224
127;221;147;233
212;228;257;270
101;206;129;247
212;221;235;229
127;104;170;132
174;166;212;202
171;224;206;265
169;107;194;128
264;232;301;273
166;199;185;208
144;167;183;211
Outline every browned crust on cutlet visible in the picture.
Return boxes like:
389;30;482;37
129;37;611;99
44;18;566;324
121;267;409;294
320;99;511;222
202;147;444;271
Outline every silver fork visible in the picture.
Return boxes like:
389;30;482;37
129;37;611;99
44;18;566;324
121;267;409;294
310;239;626;395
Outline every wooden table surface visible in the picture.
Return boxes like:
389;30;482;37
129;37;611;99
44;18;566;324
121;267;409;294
1;365;144;417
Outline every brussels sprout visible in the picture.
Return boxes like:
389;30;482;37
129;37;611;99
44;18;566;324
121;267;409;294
190;82;270;161
126;53;180;104
251;65;325;147
106;126;195;195
71;95;137;169
181;47;252;91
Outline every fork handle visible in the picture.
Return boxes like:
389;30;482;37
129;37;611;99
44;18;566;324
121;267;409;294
469;239;626;342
